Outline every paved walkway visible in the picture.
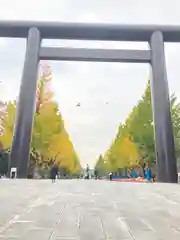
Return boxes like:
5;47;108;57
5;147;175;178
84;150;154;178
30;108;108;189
0;180;180;239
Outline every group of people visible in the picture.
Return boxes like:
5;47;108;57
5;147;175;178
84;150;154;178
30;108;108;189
132;165;154;181
108;165;155;182
50;162;155;182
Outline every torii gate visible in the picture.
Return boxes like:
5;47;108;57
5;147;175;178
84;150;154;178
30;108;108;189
0;21;178;182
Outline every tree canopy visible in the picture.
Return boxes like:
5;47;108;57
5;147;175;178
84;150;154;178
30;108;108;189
95;80;180;174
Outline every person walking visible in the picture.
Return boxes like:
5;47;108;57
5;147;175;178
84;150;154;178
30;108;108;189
50;163;58;183
145;164;151;182
109;172;113;181
86;164;90;180
94;169;98;180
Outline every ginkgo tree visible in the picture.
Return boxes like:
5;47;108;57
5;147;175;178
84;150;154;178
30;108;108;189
0;63;81;175
95;154;107;176
97;79;180;174
0;101;16;150
113;136;139;168
101;135;139;172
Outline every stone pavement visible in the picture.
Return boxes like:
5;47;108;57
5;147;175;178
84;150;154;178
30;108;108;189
0;180;180;239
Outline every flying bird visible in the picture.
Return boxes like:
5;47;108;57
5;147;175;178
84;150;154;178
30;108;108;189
76;102;81;107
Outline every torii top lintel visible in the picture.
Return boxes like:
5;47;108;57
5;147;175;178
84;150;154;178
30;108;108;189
0;20;180;42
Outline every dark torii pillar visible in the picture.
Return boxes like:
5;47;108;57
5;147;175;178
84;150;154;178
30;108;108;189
150;31;177;183
9;27;41;178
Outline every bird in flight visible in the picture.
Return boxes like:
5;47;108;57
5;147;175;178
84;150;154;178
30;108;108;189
76;102;81;107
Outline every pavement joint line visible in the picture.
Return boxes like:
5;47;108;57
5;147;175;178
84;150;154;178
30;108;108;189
0;193;49;235
48;203;68;240
0;214;20;234
113;203;136;240
152;193;178;205
172;227;180;233
48;191;62;205
77;212;81;229
100;216;108;240
13;220;34;223
140;218;156;232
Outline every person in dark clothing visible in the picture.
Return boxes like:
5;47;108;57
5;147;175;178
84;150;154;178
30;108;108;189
86;164;90;180
50;164;58;183
94;169;98;180
151;172;156;182
109;172;113;181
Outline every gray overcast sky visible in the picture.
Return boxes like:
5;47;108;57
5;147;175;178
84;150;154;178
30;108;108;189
0;0;180;167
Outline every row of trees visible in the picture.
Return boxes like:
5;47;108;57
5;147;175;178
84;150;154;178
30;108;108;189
95;80;180;175
0;64;81;176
